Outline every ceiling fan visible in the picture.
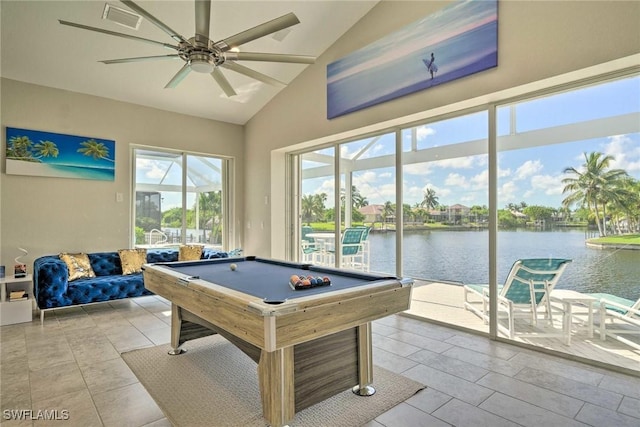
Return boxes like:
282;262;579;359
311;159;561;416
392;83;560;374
59;0;315;96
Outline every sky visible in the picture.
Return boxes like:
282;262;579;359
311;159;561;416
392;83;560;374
303;75;640;210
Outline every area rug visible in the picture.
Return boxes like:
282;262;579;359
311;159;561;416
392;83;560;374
122;335;424;426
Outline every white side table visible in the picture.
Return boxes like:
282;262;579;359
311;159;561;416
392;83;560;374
0;274;34;326
550;289;598;345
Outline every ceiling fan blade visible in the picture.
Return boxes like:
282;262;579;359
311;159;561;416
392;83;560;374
194;0;211;40
222;62;285;87
165;63;192;88
100;55;180;64
59;20;178;50
211;68;237;97
120;0;188;44
226;52;315;64
215;13;300;51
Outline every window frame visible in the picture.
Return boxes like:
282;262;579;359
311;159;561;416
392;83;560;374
130;145;236;251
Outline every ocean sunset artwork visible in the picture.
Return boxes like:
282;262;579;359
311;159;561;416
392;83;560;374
5;127;115;181
327;0;498;119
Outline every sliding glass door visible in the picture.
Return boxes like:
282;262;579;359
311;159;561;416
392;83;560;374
291;72;639;373
132;148;232;250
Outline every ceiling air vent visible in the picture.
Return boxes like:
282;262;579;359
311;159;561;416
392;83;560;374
102;3;142;30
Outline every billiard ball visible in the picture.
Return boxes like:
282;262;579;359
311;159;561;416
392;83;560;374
230;263;237;271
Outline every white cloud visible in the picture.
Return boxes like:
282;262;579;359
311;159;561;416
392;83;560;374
498;181;519;203
139;160;167;180
460;193;479;204
515;160;543;180
404;162;433;176
354;171;377;185
468;167;511;189
530;174;565;196
340;145;354;159
471;170;488;188
416;126;436;141
434;156;476;169
445;173;469;188
404;185;426;201
377;183;397;199
603;134;640;172
318;179;335;197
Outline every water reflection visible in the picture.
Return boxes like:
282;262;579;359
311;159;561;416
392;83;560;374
370;229;640;300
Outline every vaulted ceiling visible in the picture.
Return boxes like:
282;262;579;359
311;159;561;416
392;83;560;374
1;1;377;124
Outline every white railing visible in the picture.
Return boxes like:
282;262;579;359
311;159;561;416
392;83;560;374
148;229;168;245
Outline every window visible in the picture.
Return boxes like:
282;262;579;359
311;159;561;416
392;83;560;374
290;72;640;373
402;112;488;283
132;148;233;250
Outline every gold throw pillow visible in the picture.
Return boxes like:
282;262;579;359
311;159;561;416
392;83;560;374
59;253;96;282
118;249;147;275
179;245;203;261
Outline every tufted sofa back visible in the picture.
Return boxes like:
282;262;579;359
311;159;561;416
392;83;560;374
33;248;229;310
88;252;124;276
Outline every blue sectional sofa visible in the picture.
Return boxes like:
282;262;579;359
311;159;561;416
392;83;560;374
33;248;227;322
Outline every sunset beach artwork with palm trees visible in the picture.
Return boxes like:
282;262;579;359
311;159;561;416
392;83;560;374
5;127;115;181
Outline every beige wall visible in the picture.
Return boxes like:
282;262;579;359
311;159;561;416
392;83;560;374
244;0;640;258
0;79;244;270
1;1;638;269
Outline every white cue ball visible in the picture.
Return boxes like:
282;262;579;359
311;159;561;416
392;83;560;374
230;263;237;271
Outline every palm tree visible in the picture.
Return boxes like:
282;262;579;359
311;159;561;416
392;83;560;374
420;187;439;210
6;136;34;160
340;185;368;209
77;139;114;162
562;152;629;237
33;140;59;159
382;201;395;228
625;178;640;232
607;177;640;234
302;193;327;224
301;195;315;224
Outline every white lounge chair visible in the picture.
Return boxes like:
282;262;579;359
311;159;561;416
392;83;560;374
587;293;640;350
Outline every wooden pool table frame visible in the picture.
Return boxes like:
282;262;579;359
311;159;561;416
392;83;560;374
142;258;413;427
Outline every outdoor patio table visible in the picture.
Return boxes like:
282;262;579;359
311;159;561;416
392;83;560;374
306;233;338;264
550;290;598;345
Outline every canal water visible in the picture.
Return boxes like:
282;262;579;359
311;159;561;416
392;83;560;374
368;229;640;300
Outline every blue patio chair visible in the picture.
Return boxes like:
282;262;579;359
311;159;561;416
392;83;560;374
325;227;368;271
353;225;371;268
463;258;572;339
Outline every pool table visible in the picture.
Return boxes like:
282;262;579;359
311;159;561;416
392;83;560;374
142;256;413;427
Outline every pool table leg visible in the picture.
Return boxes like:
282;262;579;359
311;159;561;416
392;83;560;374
353;322;375;396
168;303;185;355
258;346;295;427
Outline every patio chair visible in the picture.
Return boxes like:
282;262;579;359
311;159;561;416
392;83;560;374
463;258;572;339
587;293;640;350
353;225;371;269
323;227;368;271
301;225;319;263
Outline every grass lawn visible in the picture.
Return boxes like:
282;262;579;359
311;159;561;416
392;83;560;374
588;234;640;246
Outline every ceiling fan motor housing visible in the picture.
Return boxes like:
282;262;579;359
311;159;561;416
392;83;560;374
176;35;224;73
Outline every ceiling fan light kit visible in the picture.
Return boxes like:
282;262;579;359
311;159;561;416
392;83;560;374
60;0;315;96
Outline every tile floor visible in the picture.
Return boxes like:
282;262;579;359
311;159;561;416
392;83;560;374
0;296;639;426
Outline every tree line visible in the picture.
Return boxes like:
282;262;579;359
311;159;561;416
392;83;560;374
302;152;640;236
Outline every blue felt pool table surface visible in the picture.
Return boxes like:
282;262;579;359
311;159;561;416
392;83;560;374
148;256;399;304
